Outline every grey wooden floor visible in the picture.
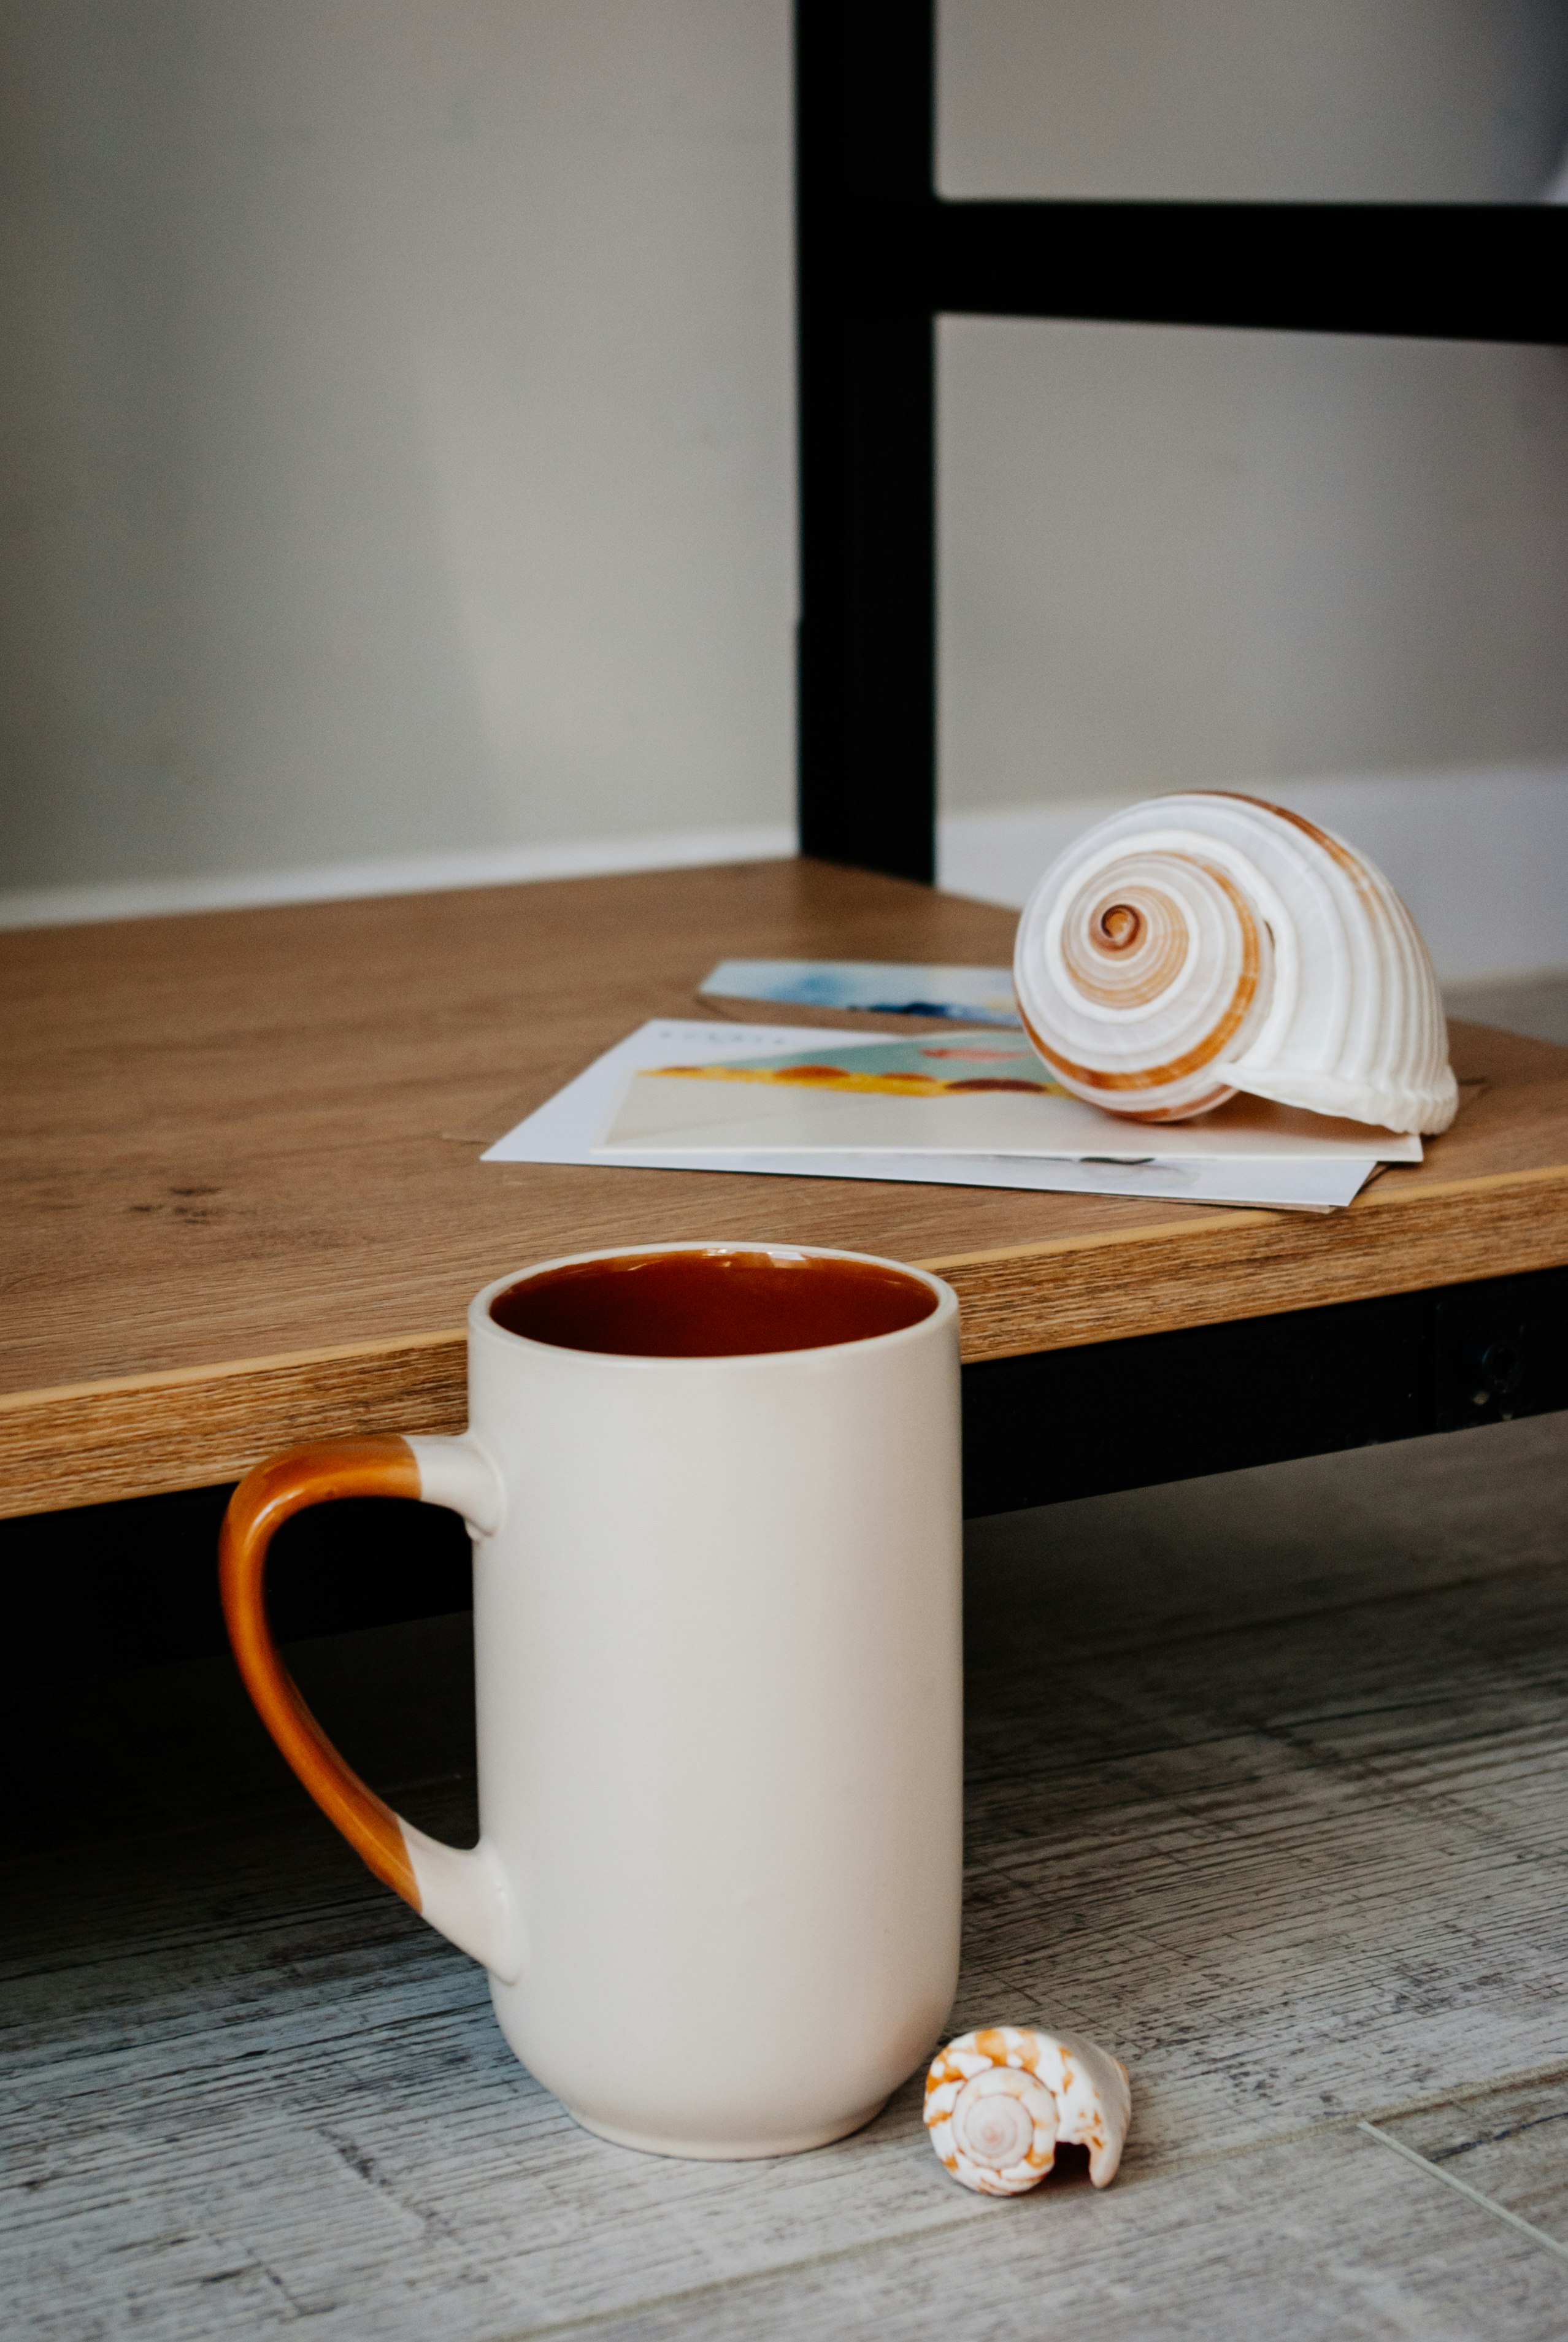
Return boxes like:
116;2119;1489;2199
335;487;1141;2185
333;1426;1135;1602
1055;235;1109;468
7;1402;1568;2340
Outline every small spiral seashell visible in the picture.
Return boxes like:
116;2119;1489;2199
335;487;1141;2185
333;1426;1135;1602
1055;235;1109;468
1013;792;1458;1134
924;2025;1131;2195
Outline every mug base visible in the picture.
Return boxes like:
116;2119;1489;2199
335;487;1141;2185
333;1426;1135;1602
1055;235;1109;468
563;2095;891;2162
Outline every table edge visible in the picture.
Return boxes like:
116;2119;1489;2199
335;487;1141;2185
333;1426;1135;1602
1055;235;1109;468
7;1156;1568;1518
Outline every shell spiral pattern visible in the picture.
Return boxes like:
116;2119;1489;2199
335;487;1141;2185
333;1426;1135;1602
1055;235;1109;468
924;2025;1131;2196
1012;793;1458;1134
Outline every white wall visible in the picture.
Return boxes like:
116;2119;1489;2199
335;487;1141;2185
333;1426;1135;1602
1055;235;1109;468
4;0;1568;971
0;0;794;891
938;0;1568;819
940;0;1568;204
939;321;1568;810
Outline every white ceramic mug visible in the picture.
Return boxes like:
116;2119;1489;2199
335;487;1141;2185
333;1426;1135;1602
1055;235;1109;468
222;1240;963;2159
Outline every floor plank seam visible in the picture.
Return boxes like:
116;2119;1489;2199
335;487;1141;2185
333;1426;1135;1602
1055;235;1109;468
1357;2121;1568;2267
1426;2107;1568;2161
461;2092;1568;2341
0;1767;480;1876
1110;2064;1568;2186
1229;1672;1568;1770
1364;2059;1568;2126
969;1549;1568;1670
478;2203;996;2342
0;1905;431;1986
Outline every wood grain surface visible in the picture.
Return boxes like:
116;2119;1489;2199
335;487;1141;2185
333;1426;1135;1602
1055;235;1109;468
7;1416;1567;2337
6;857;1568;1516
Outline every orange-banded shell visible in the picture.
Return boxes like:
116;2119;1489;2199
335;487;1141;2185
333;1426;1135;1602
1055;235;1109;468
1013;793;1458;1134
923;2024;1131;2196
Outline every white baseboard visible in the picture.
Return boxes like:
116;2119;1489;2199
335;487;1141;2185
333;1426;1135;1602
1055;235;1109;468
4;769;1563;989
940;766;1568;988
0;823;796;934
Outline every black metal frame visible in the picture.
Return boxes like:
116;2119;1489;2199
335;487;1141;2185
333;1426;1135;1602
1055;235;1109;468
794;0;1566;883
963;1265;1568;1518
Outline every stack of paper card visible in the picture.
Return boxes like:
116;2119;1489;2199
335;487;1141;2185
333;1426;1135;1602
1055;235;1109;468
485;1018;1423;1211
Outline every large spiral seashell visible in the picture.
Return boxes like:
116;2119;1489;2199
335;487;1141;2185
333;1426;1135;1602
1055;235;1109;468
1013;793;1458;1134
924;2025;1131;2196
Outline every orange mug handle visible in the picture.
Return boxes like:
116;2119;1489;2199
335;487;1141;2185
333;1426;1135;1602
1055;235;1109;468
220;1432;517;1975
220;1436;423;1902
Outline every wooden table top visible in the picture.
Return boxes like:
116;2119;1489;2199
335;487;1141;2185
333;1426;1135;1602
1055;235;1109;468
6;856;1568;1518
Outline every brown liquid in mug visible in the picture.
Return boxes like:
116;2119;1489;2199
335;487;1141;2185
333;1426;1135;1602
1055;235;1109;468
490;1248;937;1358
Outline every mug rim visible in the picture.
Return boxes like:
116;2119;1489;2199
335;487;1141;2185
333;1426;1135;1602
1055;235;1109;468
468;1240;958;1368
